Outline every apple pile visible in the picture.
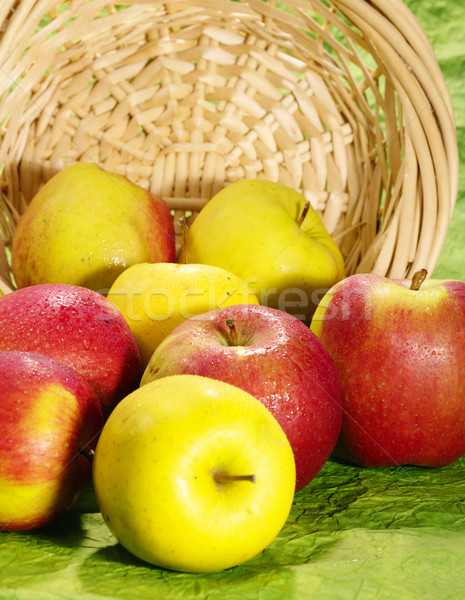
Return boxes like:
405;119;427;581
2;161;465;573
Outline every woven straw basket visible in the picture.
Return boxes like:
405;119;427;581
0;0;459;292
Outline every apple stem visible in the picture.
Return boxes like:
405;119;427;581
79;447;95;462
410;268;428;291
213;472;256;484
226;318;238;346
297;201;310;227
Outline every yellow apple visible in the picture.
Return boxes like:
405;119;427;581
106;262;259;368
180;179;344;324
92;374;296;573
11;163;176;292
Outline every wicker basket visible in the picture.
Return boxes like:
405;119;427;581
0;0;458;292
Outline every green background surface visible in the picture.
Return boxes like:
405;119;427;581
2;1;465;598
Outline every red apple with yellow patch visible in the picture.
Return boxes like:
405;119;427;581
310;269;465;468
0;351;103;532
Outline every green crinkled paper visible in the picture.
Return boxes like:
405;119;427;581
2;457;465;600
2;0;465;598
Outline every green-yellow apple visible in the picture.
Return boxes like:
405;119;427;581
310;269;465;468
0;283;140;418
92;374;296;573
141;304;343;492
180;179;345;324
107;262;260;369
11;162;176;292
0;351;102;532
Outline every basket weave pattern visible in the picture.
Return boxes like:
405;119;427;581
0;0;458;290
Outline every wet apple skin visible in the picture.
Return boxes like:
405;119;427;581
312;274;465;468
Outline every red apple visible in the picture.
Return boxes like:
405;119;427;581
0;284;140;418
141;304;343;492
0;351;103;532
310;270;465;468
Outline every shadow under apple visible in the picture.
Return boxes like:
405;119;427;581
76;540;304;600
0;510;89;590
